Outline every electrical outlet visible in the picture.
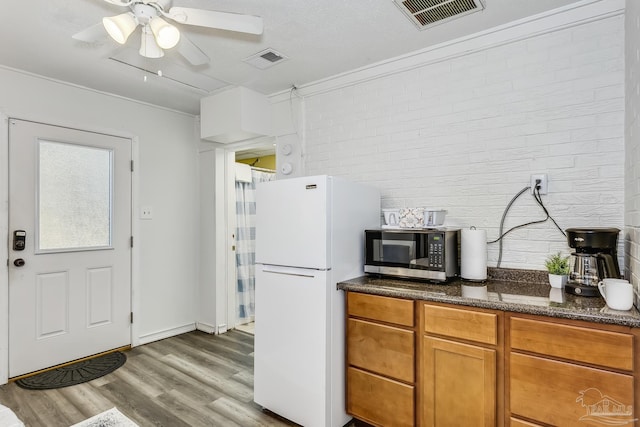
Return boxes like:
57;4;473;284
140;206;153;220
530;174;548;195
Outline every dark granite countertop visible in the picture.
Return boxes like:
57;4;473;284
337;268;640;328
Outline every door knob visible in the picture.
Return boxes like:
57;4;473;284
13;259;25;267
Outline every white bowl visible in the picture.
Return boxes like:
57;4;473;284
423;209;447;227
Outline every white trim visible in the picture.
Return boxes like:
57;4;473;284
195;322;229;335
268;0;624;102
225;151;237;332
130;136;141;347
138;323;197;345
217;323;228;334
196;321;216;334
214;148;228;335
0;114;9;384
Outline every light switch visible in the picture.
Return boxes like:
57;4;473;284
140;206;153;220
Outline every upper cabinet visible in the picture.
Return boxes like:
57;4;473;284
200;86;272;143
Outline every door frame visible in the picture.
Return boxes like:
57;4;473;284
219;138;276;332
0;113;140;384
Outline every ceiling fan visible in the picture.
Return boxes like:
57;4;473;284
73;0;264;66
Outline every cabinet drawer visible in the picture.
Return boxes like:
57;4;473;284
510;317;633;371
347;292;414;327
347;318;414;383
423;304;497;345
347;367;414;427
510;353;634;426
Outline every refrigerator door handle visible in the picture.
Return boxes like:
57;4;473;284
260;265;320;278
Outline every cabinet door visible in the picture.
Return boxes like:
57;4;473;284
510;353;634;426
422;336;496;427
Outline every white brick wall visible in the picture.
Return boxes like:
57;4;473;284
303;15;625;270
625;0;640;295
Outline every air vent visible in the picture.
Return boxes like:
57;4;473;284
244;48;289;70
394;0;485;30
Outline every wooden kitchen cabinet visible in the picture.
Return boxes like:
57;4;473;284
344;289;639;427
508;315;636;427
420;302;503;427
346;292;416;427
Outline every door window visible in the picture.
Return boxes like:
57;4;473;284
37;140;113;252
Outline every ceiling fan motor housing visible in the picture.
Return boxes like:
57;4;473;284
133;3;160;24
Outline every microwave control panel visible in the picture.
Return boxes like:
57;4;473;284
427;233;444;269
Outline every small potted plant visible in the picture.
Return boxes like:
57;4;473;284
545;251;570;288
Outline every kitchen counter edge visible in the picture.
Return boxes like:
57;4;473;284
338;275;640;328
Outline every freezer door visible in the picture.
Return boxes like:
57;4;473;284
254;265;332;426
255;175;330;269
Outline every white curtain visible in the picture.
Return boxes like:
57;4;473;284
235;169;275;325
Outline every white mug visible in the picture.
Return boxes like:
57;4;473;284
598;279;634;311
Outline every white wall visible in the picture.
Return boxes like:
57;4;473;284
625;0;640;297
283;2;625;271
0;67;200;346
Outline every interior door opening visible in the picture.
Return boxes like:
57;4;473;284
232;150;276;336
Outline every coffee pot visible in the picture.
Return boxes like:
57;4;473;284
565;227;621;297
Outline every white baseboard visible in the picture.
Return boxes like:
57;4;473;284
196;321;227;334
137;323;196;345
195;321;216;334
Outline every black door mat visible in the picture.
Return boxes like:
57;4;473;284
15;351;126;390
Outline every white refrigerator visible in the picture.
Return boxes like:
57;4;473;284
253;175;380;427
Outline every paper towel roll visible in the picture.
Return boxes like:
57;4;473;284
461;227;488;281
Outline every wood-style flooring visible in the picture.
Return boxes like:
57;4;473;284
0;330;301;427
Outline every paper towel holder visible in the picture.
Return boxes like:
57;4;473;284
461;226;488;282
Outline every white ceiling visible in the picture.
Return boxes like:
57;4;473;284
0;0;581;116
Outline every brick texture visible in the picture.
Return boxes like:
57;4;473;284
302;15;625;271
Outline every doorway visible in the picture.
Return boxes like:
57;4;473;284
233;151;276;335
7;119;132;377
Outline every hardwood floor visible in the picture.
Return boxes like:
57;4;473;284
0;330;300;427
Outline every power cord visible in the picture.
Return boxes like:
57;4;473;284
488;180;566;267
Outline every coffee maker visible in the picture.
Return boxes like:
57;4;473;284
565;227;621;296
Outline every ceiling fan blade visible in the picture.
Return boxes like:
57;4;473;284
72;23;106;43
167;7;264;35
177;35;210;66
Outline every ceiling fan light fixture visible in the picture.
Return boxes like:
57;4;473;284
102;12;138;44
149;17;180;49
139;26;164;58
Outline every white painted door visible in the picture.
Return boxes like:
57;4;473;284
8;119;132;377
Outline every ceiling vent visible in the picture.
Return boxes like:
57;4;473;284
394;0;485;30
244;48;289;70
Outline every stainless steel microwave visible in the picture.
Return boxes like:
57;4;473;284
364;229;460;282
